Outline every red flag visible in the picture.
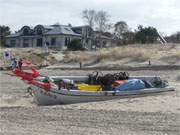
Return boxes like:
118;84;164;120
12;61;40;81
11;60;52;91
29;80;51;91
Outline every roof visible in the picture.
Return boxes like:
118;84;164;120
72;25;91;29
6;32;21;38
43;25;54;30
6;24;93;38
44;25;81;36
99;35;112;40
94;31;113;40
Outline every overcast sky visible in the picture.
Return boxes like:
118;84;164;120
0;0;179;35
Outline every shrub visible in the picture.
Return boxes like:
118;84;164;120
67;39;85;51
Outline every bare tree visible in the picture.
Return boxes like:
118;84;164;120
82;9;110;31
82;10;111;49
82;9;96;28
93;11;110;48
95;11;110;32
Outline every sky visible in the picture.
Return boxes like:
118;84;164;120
0;0;180;35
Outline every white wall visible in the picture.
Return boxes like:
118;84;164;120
45;35;63;48
6;34;82;50
44;35;81;50
6;38;19;47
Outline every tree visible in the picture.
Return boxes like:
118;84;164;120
122;31;136;44
82;9;111;32
67;39;84;51
114;21;129;40
114;21;134;45
82;10;111;48
94;11;111;48
165;32;180;43
82;9;96;28
95;11;110;32
135;25;158;44
0;25;11;47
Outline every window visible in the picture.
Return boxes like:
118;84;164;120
65;37;70;46
45;42;50;46
95;40;100;48
23;38;29;47
37;28;43;35
103;41;107;46
23;28;29;35
51;38;56;46
37;38;43;47
10;40;16;47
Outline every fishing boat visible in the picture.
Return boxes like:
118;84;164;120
9;61;174;105
29;75;174;105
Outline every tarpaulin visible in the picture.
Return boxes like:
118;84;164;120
115;79;146;91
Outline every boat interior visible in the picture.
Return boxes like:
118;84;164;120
37;72;169;92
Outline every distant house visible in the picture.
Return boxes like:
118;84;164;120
72;25;94;50
72;26;115;49
6;24;81;49
6;24;114;50
93;31;115;48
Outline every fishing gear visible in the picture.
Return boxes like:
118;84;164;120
88;71;130;90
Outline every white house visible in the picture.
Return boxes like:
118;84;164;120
6;24;81;49
6;24;114;50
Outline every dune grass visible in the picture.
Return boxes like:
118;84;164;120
1;44;179;67
160;52;180;64
62;46;154;64
61;44;180;66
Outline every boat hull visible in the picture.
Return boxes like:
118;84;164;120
31;86;174;105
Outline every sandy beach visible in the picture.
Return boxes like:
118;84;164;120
0;69;180;135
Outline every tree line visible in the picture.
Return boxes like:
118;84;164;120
165;32;180;43
82;9;180;45
0;25;11;47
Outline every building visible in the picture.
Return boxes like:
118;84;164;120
6;24;81;49
6;24;114;50
72;25;94;50
93;31;115;48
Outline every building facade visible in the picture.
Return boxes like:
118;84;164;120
6;24;114;50
6;24;81;49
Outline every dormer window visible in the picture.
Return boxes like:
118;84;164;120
37;28;43;35
34;25;44;35
23;28;29;35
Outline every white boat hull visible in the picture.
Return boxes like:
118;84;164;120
31;86;174;105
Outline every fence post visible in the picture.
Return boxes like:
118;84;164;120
79;62;82;69
149;59;151;65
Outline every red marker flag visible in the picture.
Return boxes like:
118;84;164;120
12;61;40;81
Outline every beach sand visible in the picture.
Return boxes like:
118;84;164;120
0;69;180;135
